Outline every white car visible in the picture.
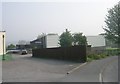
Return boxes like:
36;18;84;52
7;49;27;55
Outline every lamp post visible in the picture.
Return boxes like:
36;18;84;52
2;35;5;60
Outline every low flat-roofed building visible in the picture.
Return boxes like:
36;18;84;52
86;35;106;47
30;34;60;49
86;35;106;54
0;31;6;55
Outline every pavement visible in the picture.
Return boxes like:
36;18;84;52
2;54;118;82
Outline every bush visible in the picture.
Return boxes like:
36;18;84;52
106;48;120;56
87;53;108;62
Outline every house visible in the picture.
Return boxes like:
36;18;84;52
30;34;59;49
0;31;6;55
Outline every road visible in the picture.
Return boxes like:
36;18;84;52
57;56;118;82
2;54;118;82
58;56;118;82
2;54;82;82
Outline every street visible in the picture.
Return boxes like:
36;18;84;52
58;56;118;82
2;54;118;82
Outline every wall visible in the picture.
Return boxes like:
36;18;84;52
86;35;106;47
0;31;6;55
46;34;60;48
32;45;87;62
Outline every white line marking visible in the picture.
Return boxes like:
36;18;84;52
67;62;87;74
99;58;117;83
99;73;102;83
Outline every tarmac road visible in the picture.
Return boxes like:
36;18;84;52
2;54;118;82
58;56;118;82
2;54;83;82
102;58;118;82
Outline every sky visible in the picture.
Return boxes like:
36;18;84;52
0;0;119;44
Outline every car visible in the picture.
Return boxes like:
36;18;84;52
7;49;27;55
20;49;27;55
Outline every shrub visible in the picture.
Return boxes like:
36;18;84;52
105;48;120;56
87;53;108;62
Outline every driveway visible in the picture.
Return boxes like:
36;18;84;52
2;54;83;82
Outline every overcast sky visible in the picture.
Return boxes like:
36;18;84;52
1;0;119;44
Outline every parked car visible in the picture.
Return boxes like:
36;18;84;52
20;49;27;55
7;49;27;55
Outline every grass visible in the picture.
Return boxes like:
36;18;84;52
87;48;120;62
0;54;13;61
106;48;120;56
87;53;108;62
106;48;119;50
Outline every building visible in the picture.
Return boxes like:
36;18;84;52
30;34;59;49
0;31;6;55
46;34;60;48
30;34;46;49
86;35;106;54
86;35;106;47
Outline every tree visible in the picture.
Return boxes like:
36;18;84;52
73;33;87;45
37;33;46;39
103;2;120;48
7;44;16;49
59;29;73;47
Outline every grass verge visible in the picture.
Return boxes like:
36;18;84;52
87;54;108;62
87;48;120;62
0;54;13;61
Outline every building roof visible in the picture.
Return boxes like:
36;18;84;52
30;38;42;44
0;31;6;32
47;33;58;35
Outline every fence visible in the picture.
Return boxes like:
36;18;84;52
32;45;87;62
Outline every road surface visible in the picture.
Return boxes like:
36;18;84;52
2;54;82;82
57;56;118;82
2;54;118;82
